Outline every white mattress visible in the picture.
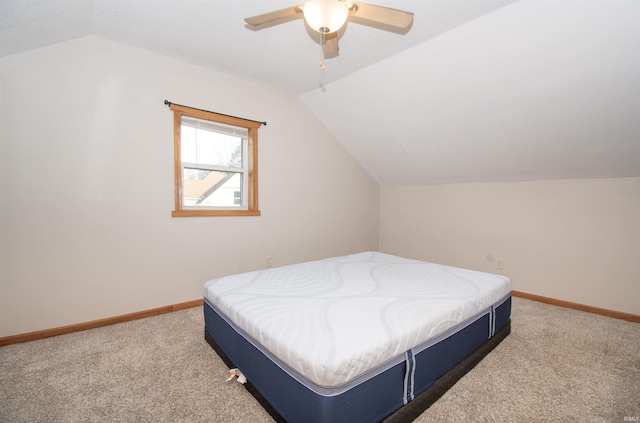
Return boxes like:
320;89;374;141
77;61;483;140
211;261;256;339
203;251;511;389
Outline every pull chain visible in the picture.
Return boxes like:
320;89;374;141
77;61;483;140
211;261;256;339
319;31;326;70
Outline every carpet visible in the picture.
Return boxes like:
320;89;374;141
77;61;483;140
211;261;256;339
1;297;638;422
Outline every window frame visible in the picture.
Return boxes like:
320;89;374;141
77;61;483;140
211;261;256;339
170;103;261;217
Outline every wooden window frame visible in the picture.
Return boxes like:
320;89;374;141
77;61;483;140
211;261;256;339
170;103;261;217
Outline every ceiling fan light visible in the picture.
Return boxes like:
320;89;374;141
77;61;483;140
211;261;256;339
303;0;349;33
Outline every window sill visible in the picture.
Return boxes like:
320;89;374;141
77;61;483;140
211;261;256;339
172;209;261;217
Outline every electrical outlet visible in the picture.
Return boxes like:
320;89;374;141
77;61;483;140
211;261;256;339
266;256;272;268
496;258;503;270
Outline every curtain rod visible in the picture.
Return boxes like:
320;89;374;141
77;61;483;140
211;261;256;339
164;100;267;126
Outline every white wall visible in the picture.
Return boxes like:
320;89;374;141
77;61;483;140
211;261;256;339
0;36;380;337
380;178;640;315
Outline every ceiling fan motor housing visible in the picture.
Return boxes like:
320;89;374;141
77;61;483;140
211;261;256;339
303;0;349;33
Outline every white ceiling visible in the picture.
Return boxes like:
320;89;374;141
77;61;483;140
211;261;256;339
302;0;640;184
1;0;639;185
0;0;516;94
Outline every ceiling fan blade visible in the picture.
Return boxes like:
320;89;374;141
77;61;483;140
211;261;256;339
245;6;303;27
323;32;339;56
348;2;414;29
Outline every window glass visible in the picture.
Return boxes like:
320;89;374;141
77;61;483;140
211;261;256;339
179;117;247;209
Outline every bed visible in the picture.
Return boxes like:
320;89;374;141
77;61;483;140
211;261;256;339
203;251;511;422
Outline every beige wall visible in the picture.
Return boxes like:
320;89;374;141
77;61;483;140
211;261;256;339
380;178;640;315
2;36;635;338
0;36;380;337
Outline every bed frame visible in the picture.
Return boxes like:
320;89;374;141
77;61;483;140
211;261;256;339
204;295;511;422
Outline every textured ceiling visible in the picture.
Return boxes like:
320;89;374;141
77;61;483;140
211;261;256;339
0;0;516;95
1;0;639;185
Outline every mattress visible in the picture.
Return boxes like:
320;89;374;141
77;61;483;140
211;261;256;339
203;251;511;399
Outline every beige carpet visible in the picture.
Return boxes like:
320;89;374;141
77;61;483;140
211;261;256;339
1;297;638;422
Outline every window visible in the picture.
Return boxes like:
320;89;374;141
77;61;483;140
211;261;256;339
169;103;261;217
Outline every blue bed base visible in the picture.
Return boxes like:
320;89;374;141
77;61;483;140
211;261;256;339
204;295;511;423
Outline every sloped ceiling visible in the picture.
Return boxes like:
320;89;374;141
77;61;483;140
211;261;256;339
1;0;639;185
302;0;640;184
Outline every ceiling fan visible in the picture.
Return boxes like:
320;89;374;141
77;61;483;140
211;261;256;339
244;0;414;57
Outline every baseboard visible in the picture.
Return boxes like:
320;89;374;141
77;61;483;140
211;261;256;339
2;292;637;347
512;290;640;323
0;299;204;347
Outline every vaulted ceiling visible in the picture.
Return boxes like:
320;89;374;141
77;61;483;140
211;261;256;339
2;0;639;185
